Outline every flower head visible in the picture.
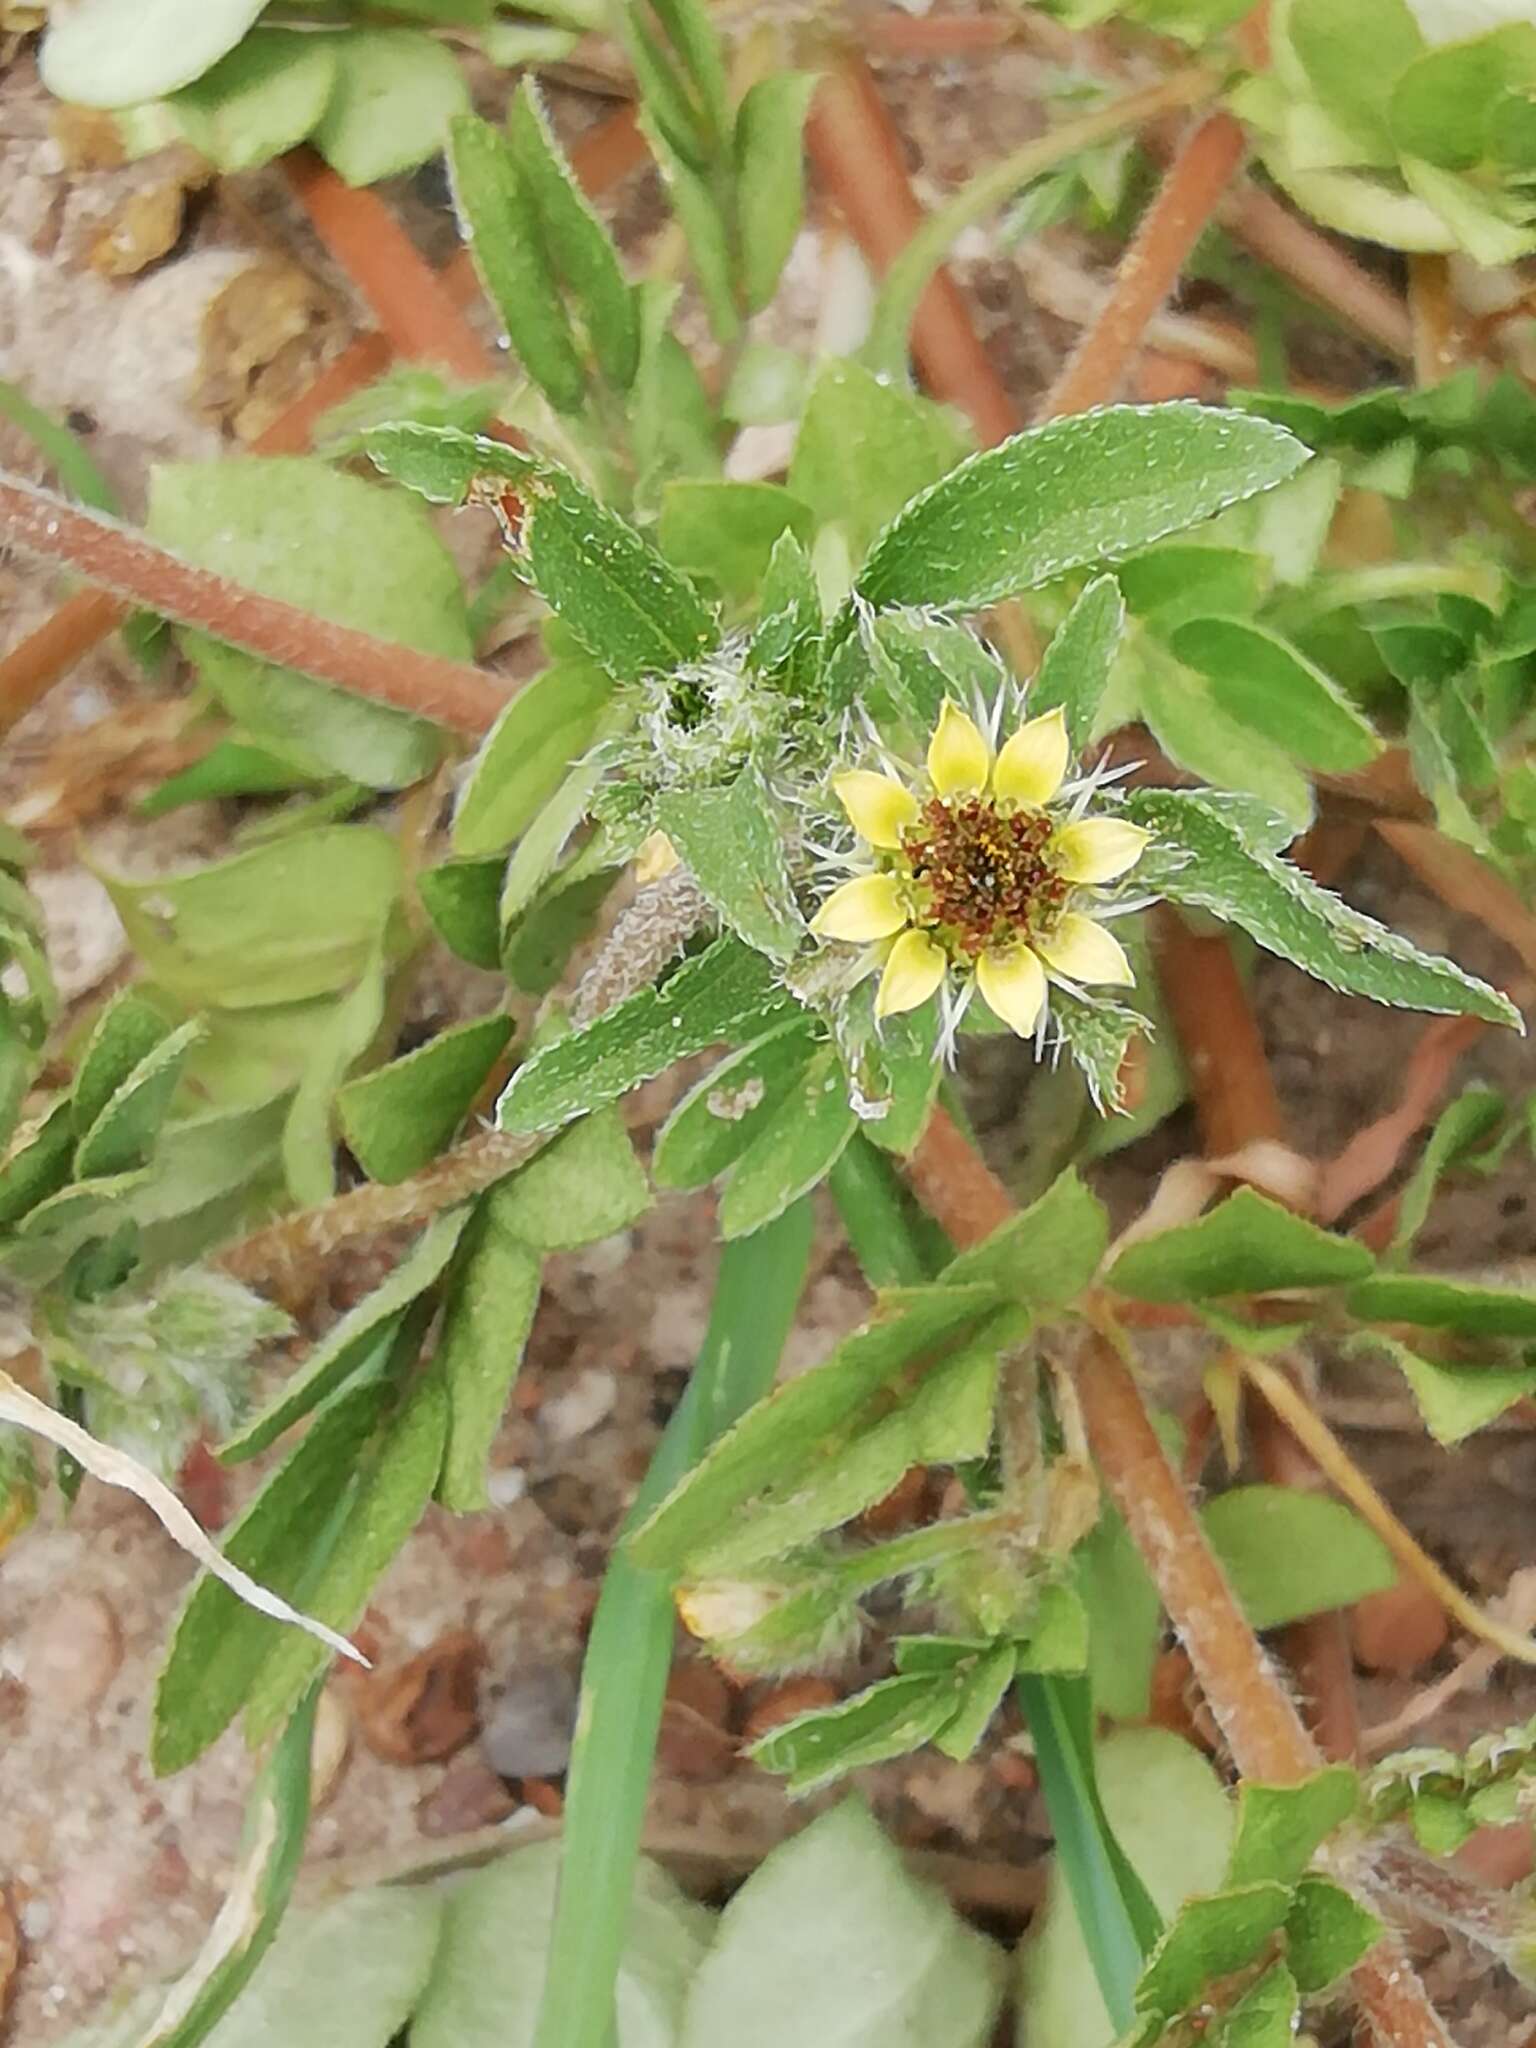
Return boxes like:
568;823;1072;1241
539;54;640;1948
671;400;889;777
811;697;1150;1046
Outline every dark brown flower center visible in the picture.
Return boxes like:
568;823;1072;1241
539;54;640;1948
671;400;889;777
900;796;1069;959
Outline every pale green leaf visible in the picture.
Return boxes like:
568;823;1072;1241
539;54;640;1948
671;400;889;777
337;1013;513;1184
1283;0;1426;164
790;360;970;562
938;1168;1109;1315
202;1888;443;2048
680;1799;1005;2048
414;1842;713;2048
170;30;337;172
734;72;819;314
74;1017;201;1180
281;955;385;1207
1202;1486;1396;1630
1127;789;1521;1026
1137;647;1313;831
217;1210;468;1463
147;461;466;789
852;406;1308;619
642;116;740;340
1391;25;1536;171
1106;1187;1373;1300
102;827;401;1010
72;992;175;1138
497;937;794;1135
40;0;264;105
1359;1330;1536;1444
749;1671;967;1794
312;27;470;185
658;481;814;599
434;1219;541;1513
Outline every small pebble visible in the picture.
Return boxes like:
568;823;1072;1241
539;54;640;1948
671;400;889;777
18;1594;122;1713
540;1368;617;1444
479;1662;579;1780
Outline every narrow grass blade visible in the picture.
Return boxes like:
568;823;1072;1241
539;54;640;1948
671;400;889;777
531;1198;814;2048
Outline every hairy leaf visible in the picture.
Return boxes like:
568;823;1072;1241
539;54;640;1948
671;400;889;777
1107;1187;1373;1301
337;1014;513;1184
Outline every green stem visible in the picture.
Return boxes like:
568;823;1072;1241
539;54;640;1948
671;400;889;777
861;66;1219;379
530;1199;814;2048
830;1143;1158;2028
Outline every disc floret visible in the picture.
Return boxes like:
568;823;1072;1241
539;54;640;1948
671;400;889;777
811;697;1151;1042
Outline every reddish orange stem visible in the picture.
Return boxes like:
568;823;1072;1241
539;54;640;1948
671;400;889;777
1152;907;1285;1153
285;149;497;380
1219;184;1414;362
805;54;1021;447
1039;111;1248;421
0;478;504;738
864;13;1017;57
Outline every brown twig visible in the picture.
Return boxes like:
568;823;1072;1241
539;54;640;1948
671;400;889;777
864;12;1019;59
805;53;1022;446
1038;111;1248;421
0;476;505;738
1218;184;1415;362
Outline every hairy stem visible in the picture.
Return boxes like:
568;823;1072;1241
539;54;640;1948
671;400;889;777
1039;109;1246;421
0;475;506;737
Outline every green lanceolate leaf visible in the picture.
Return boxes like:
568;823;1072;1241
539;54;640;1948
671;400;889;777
137;1688;318;2047
657;768;805;962
1029;574;1125;751
864;610;1004;732
1388;1086;1505;1261
449;112;586;413
1226;1766;1359;1888
749;530;822;682
453;657;614;858
1106;1187;1373;1301
850;406;1308;622
653;1022;819;1190
734;71;819;314
281;952;386;1207
642;114;740;340
0;1104;102;1233
146;461;465;789
1136;645;1313;832
1169;617;1380;773
526;465;718;681
218;1210;469;1463
1284;1875;1382;1994
337;1013;513;1184
1128;789;1521;1027
1203;1486;1396;1630
243;1365;449;1742
153;1384;387;1773
1347;1270;1536;1338
497;936;794;1134
73;1017;201;1180
508;77;639;389
628;1285;1012;1571
434;1210;542;1512
750;1669;975;1794
71;992;175;1136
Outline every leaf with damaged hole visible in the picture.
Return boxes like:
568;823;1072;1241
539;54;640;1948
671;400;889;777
652;1023;820;1190
496;937;794;1135
716;1045;856;1239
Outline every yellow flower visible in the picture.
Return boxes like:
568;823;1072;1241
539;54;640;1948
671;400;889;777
811;697;1150;1042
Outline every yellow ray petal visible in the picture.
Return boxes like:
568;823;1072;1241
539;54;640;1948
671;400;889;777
976;945;1047;1038
1036;913;1134;987
927;700;990;798
811;874;909;942
1051;817;1152;885
876;929;946;1017
833;770;919;850
993;707;1069;808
